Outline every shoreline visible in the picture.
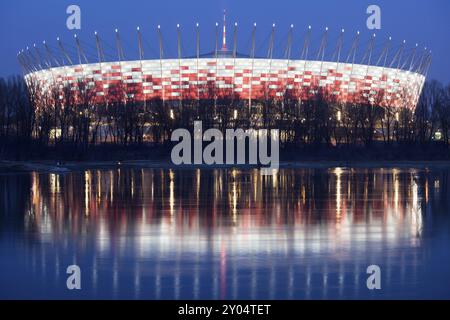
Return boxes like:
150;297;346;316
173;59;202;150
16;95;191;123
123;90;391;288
2;159;450;174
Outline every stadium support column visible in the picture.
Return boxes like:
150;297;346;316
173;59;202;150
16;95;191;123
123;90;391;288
360;33;376;103
95;31;108;108
19;49;33;74
137;27;144;62
137;26;146;109
177;24;182;111
282;24;294;110
389;40;405;70
417;47;429;75
408;44;418;72
17;52;27;75
425;52;432;77
115;29;126;105
33;44;46;69
23;47;37;72
94;32;105;64
232;22;238;109
56;38;73;100
300;26;311;60
299;25;312;105
400;43;417;71
19;49;35;75
333;29;345;123
267;24;275;60
421;51;432;86
413;48;431;109
265;23;276;121
249;22;256;114
74;34;89;93
346;31;360;103
389;40;406;107
38;42;57;90
57;37;73;66
317;27;328;88
376;36;392;70
74;34;89;65
196;23;200;107
233;23;237;58
375;36;391;108
285;25;293;61
157;25;165;107
401;43;421;110
26;48;39;72
27;46;41;71
29;47;41;72
415;50;432;107
44;41;60;68
333;29;345;74
36;42;58;92
361;33;376;75
214;22;219;118
215;22;219;59
406;43;420;110
21;49;40;89
115;29;125;62
423;50;432;73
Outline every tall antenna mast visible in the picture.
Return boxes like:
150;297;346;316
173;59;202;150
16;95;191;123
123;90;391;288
222;9;227;50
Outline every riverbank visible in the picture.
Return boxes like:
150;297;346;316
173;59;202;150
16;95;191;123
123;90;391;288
2;142;450;173
2;159;450;174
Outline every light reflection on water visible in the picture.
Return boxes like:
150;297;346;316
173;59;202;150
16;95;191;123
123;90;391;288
0;167;449;299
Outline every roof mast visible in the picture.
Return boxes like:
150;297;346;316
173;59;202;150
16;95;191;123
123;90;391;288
222;9;227;51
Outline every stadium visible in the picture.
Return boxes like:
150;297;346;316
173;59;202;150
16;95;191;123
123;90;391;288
16;12;431;144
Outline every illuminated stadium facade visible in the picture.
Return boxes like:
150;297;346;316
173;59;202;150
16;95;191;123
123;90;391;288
18;12;431;115
24;57;426;107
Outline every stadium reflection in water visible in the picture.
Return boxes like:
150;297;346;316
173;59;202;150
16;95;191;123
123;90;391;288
1;168;450;299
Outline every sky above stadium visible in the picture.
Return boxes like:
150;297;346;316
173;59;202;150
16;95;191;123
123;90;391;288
0;0;449;83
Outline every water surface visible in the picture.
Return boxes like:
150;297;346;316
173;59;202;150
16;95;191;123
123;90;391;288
0;167;449;299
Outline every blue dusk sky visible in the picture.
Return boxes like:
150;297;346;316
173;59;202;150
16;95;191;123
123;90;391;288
0;0;449;83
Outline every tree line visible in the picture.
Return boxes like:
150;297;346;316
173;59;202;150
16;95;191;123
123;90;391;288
1;75;450;159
